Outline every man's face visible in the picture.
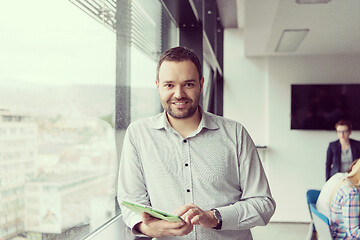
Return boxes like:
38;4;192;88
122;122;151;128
156;60;203;119
336;125;351;141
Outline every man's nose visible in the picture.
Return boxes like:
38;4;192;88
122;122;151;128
173;86;185;99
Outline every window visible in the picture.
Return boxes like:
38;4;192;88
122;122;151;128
0;1;116;239
117;0;179;123
130;46;161;121
0;0;178;239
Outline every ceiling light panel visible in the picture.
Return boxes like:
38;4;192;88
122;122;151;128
296;0;331;4
275;29;309;52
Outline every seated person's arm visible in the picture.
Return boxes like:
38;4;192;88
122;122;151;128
342;191;360;238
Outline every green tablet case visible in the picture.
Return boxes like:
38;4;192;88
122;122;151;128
121;200;183;222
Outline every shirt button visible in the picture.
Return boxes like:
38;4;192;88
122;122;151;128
185;163;189;167
183;140;187;143
186;189;190;192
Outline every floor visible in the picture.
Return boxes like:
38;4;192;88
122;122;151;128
251;222;313;240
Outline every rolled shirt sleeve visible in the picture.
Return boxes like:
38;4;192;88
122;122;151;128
218;125;275;230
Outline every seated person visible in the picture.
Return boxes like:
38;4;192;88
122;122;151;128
316;172;346;218
330;158;360;239
317;160;359;217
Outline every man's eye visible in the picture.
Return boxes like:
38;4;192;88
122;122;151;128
185;83;194;87
165;84;173;88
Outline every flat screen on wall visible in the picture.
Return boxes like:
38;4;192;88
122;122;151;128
291;84;360;130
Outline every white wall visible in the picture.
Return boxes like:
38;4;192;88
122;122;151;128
224;28;360;222
223;29;268;145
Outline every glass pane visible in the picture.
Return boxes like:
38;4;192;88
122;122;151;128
0;1;116;240
131;0;162;61
128;2;179;122
202;61;213;111
130;46;161;121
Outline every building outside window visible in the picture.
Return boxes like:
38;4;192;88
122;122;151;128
0;1;116;239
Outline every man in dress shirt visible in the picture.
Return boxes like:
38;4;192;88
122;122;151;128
118;46;276;239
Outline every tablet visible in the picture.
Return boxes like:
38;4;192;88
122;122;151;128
121;200;184;222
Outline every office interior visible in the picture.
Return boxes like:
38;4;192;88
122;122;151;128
1;0;360;239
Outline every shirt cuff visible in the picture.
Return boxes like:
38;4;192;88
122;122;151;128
216;205;239;230
128;215;148;237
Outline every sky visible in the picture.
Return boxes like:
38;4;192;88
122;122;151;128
0;0;116;87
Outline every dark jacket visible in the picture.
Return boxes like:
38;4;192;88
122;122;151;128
326;139;360;181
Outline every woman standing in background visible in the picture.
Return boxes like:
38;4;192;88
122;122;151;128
326;120;360;181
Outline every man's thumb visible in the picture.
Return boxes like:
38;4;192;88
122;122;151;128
142;212;152;224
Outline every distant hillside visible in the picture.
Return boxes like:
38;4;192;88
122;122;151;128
0;84;115;118
0;83;161;120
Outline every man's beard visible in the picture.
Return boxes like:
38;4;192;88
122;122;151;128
163;97;199;119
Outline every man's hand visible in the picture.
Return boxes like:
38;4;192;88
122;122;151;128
134;212;193;238
175;203;218;228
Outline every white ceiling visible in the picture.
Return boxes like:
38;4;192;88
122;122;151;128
217;0;360;57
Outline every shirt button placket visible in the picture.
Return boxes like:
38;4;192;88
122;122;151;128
182;139;193;203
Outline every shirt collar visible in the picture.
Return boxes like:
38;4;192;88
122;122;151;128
198;106;219;130
150;106;219;131
150;111;168;130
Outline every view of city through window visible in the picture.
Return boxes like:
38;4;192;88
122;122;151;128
0;1;117;239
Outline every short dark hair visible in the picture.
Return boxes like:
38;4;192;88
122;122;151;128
156;46;202;82
335;119;352;132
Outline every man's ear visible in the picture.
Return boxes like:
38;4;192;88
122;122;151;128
155;80;159;89
200;77;204;93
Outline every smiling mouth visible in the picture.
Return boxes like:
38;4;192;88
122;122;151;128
170;100;191;109
170;98;190;105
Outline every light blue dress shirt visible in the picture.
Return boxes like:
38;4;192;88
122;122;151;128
118;109;276;240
